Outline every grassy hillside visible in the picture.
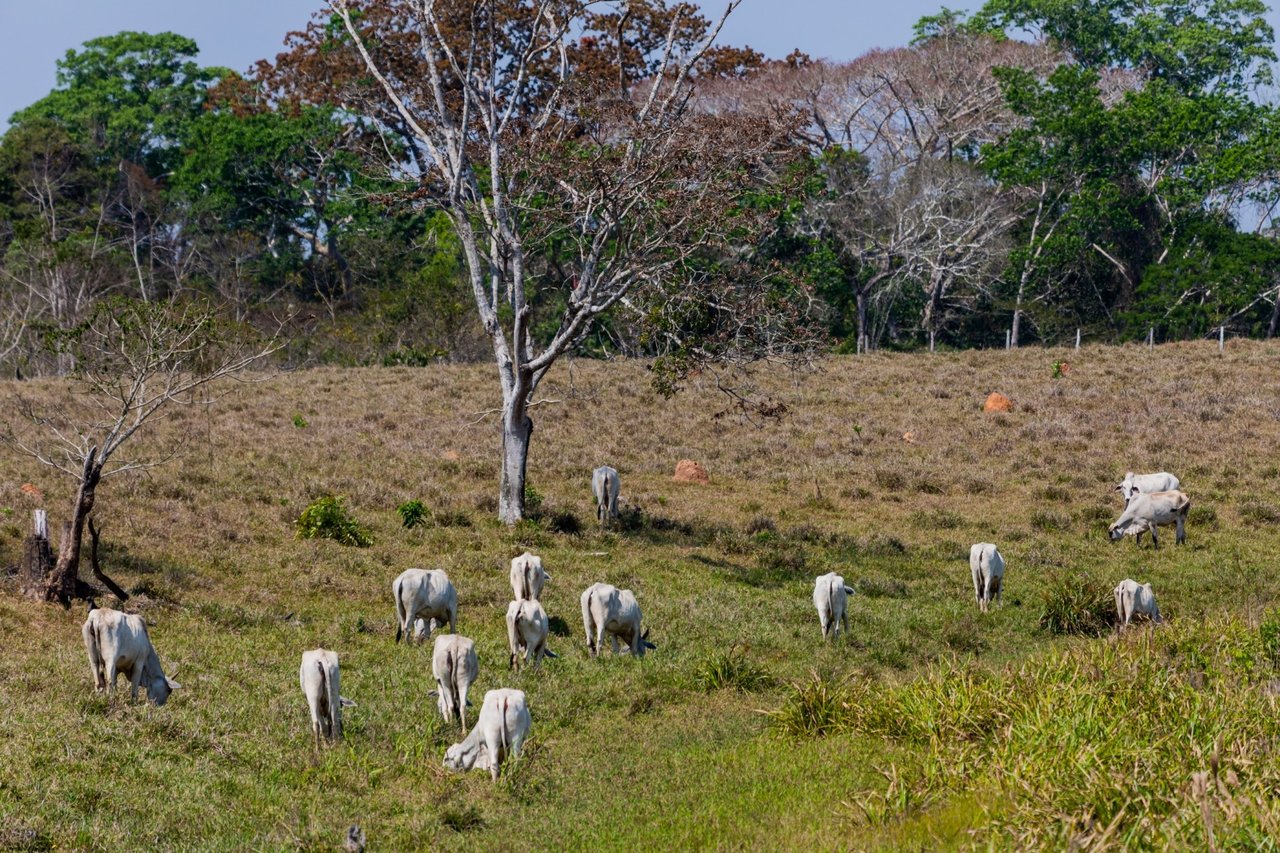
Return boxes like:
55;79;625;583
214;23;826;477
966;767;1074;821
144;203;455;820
3;341;1280;850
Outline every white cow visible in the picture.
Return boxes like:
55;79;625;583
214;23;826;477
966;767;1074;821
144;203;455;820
812;572;855;640
506;599;551;672
299;648;355;749
82;606;181;705
591;466;620;527
392;568;457;643
509;551;550;602
430;635;478;729
970;543;1005;613
1108;490;1190;548
581;582;655;657
443;688;531;782
1116;471;1181;505
1114;579;1162;630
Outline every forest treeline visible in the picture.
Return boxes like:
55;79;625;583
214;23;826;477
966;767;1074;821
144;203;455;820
2;0;1278;374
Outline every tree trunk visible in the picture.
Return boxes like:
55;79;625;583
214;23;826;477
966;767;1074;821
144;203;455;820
855;288;868;355
43;453;100;606
1268;286;1280;339
19;510;53;598
1011;307;1022;348
498;401;533;525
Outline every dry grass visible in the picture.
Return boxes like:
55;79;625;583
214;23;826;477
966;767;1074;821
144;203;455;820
2;340;1280;849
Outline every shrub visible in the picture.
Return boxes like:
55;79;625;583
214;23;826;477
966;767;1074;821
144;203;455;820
523;487;544;516
746;515;777;536
397;499;428;529
1038;570;1114;636
696;644;774;693
296;496;372;547
291;413;308;429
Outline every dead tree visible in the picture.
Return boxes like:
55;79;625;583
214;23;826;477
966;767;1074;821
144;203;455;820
4;297;281;606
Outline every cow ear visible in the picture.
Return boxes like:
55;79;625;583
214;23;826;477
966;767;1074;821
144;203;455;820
641;627;650;640
340;697;357;708
544;572;552;580
166;678;182;690
427;689;440;697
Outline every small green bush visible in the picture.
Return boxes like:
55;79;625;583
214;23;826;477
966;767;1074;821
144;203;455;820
523;487;544;516
291;413;308;429
1038;570;1114;636
296;496;372;547
397;499;428;529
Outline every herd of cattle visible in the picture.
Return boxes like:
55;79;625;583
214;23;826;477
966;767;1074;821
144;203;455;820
76;464;1187;781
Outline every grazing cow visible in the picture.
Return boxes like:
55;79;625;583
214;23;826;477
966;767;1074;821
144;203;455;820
812;572;855;640
299;648;355;749
82;605;181;705
506;599;551;672
430;635;478;729
970;543;1005;613
392;568;457;643
580;582;655;657
509;551;550;602
591;466;620;527
443;688;531;782
1116;471;1180;505
1108;490;1190;548
1114;579;1162;630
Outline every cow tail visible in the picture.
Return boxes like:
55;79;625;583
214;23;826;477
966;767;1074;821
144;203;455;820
316;660;331;738
500;695;509;766
446;649;459;722
521;558;531;601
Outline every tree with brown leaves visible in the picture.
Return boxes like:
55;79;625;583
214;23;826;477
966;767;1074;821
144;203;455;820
304;0;798;523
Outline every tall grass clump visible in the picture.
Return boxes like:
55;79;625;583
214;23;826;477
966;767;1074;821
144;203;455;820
766;618;1280;846
1038;570;1115;636
695;644;774;693
765;670;852;737
296;496;373;547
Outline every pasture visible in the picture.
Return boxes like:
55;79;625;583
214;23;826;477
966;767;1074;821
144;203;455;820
3;342;1280;849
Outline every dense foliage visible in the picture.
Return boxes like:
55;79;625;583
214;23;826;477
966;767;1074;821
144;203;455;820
0;0;1277;371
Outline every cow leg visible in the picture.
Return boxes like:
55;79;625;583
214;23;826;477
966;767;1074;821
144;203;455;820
129;665;144;702
1176;516;1186;545
1151;528;1159;550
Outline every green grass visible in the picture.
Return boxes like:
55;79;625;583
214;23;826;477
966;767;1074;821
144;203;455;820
3;341;1280;848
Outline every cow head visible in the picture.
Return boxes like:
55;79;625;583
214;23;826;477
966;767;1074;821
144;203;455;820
444;740;482;772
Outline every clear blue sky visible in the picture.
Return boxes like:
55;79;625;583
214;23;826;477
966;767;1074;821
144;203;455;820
0;0;948;129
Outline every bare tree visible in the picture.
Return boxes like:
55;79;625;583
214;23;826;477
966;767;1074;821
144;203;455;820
3;297;283;605
329;0;796;523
